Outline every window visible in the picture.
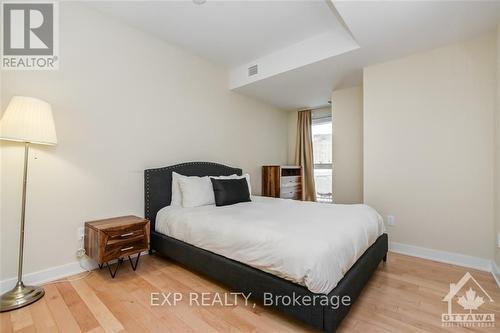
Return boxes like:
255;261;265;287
312;111;332;202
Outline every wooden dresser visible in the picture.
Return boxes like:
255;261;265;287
84;215;150;278
262;165;303;200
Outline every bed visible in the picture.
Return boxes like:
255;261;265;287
145;162;388;333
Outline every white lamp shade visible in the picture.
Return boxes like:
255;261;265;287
0;96;57;145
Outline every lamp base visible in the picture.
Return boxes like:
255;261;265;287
0;281;44;312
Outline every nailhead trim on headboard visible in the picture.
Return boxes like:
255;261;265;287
144;162;243;227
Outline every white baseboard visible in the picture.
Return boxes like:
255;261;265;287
0;252;147;293
389;241;492;272
0;261;87;293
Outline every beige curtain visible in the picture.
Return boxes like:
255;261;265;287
295;110;316;201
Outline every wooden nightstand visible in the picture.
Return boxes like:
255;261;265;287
84;215;150;278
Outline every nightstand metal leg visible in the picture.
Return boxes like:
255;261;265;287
128;253;141;271
98;263;103;269
105;259;122;278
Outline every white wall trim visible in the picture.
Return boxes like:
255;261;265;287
492;261;500;288
0;252;146;293
0;261;87;293
389;241;492;272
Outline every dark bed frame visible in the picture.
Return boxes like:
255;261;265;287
144;162;388;333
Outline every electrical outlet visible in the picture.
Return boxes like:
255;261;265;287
386;215;395;226
77;227;84;240
76;248;86;258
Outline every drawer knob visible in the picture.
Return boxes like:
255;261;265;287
121;246;134;252
120;232;134;237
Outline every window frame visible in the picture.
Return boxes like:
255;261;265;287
311;111;333;202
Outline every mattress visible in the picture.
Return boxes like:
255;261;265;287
155;196;384;294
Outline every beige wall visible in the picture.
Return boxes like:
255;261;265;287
332;86;363;204
364;33;496;260
496;24;500;267
0;3;288;281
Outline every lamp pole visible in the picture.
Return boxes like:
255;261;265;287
0;142;45;312
17;142;30;285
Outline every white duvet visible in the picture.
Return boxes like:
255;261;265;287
155;196;385;294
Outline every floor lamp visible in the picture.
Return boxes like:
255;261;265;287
0;96;57;312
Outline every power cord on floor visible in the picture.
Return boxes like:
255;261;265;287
45;270;93;285
45;238;94;285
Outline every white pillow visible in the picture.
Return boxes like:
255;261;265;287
172;172;218;206
210;174;252;195
178;176;215;208
170;172;183;206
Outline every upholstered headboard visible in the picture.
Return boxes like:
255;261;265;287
144;162;242;231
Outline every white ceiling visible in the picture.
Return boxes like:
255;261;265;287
87;0;343;67
86;0;500;110
235;1;500;109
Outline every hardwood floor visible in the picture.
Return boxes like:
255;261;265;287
1;252;499;333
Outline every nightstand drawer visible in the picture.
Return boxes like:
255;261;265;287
105;232;146;249
103;239;147;262
104;225;146;241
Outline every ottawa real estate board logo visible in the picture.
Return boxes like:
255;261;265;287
1;1;59;70
442;272;495;328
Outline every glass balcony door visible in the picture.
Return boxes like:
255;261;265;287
312;112;332;203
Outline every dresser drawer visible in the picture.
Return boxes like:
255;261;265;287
280;186;301;200
281;176;301;188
